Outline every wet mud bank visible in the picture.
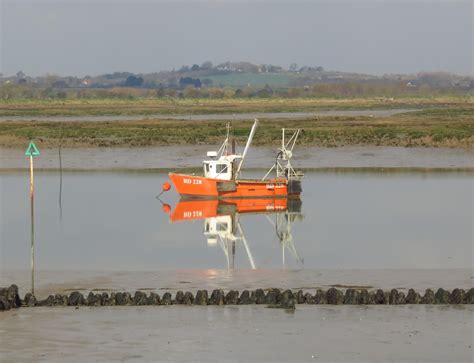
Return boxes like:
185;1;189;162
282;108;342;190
2;145;473;171
0;109;418;122
2;285;473;312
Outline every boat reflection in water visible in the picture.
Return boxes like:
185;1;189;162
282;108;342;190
169;198;304;269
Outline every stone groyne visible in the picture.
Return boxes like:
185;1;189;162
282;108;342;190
1;285;473;312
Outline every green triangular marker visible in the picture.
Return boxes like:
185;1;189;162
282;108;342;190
25;141;40;157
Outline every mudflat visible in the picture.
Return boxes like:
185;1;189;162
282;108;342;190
1;145;473;170
0;109;417;122
0;305;472;362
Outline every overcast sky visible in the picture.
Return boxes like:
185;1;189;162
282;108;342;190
0;0;472;77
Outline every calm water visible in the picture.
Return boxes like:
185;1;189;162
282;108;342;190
1;170;472;273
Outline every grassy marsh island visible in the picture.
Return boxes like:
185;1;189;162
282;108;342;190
0;101;472;149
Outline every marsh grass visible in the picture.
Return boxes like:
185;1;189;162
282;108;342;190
1;107;472;148
0;96;472;116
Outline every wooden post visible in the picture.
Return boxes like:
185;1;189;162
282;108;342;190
25;141;40;295
30;155;35;295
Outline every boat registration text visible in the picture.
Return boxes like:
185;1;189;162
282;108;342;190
183;178;203;185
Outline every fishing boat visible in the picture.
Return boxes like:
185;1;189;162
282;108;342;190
168;119;303;199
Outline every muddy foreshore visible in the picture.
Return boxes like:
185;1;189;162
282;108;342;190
1;145;473;171
1;305;471;363
3;284;471;362
0;109;418;123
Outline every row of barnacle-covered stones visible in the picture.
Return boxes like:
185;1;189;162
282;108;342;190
1;285;473;311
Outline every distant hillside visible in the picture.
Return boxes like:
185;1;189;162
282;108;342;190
205;73;296;88
0;61;472;100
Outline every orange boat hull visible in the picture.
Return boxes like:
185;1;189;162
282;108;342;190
169;173;300;199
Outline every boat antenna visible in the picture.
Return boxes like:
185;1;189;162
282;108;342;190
236;118;258;177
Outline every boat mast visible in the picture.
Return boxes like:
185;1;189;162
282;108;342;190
262;128;302;180
216;122;231;157
236;118;258;177
225;123;231;156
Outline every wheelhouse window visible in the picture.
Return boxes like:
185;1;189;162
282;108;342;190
216;164;228;174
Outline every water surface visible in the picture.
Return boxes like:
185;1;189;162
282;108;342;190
0;170;472;295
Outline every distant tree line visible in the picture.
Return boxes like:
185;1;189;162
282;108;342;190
3;65;471;95
124;75;144;87
179;77;201;88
